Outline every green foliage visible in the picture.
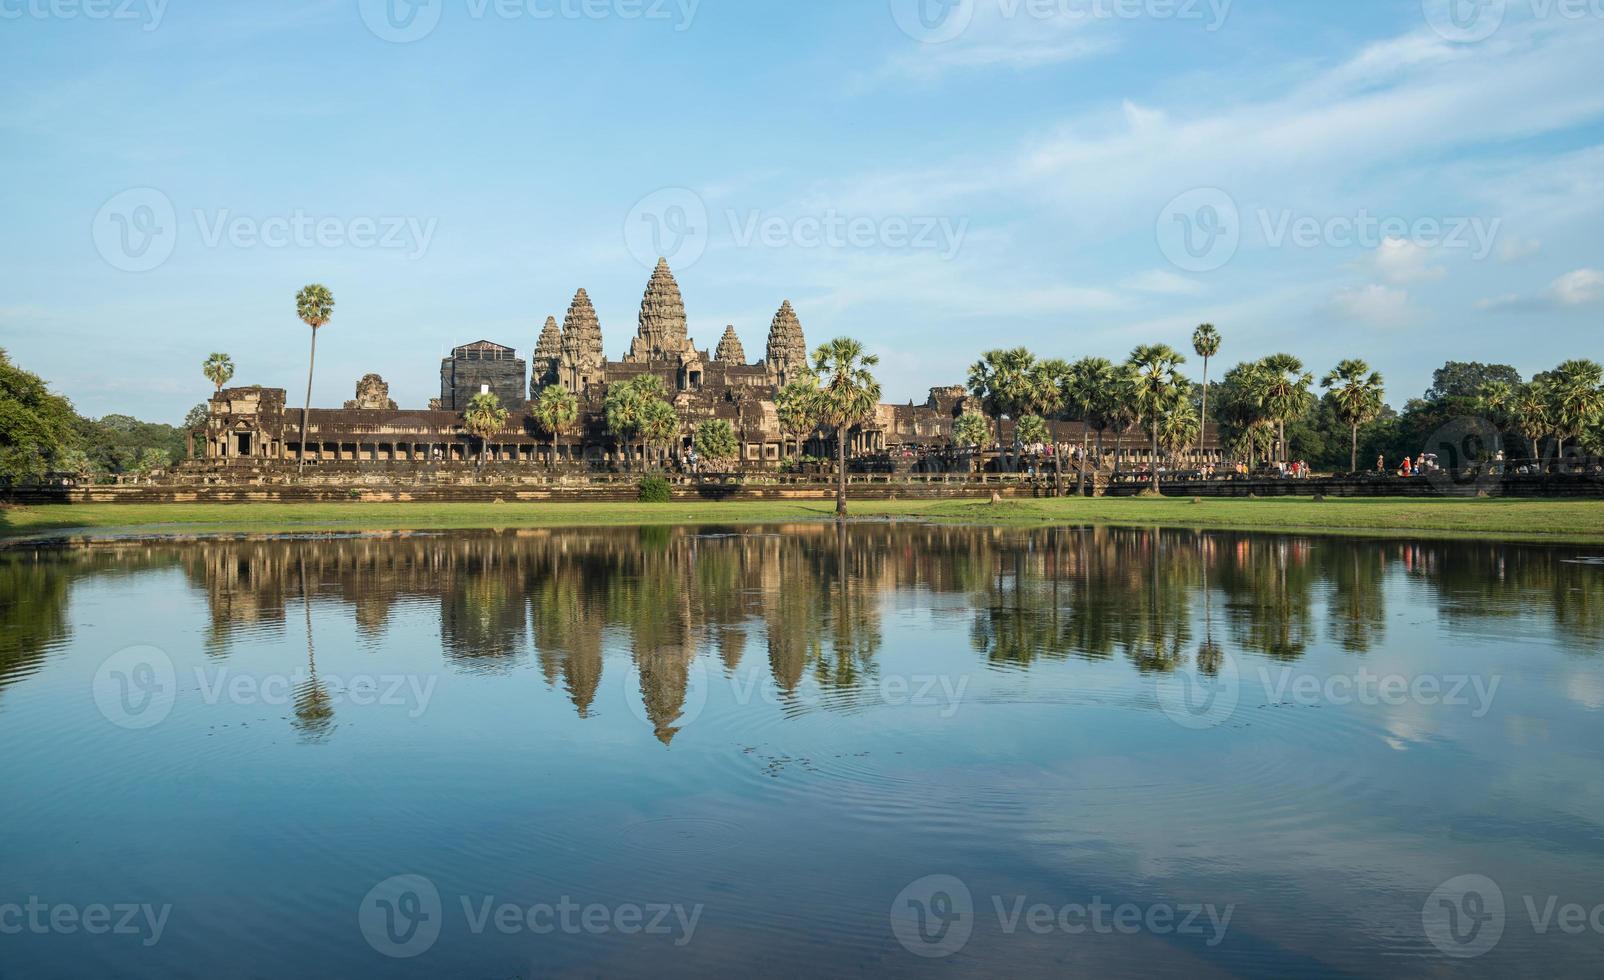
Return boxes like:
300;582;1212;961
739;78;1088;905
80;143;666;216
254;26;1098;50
1015;414;1049;446
295;284;335;329
0;348;80;482
463;391;510;465
75;414;185;476
775;374;822;442
693;419;739;463
968;348;1061;418
136;446;172;472
637;474;672;503
604;374;671;443
202;352;235;392
183;403;209;432
531;385;579;441
812;338;882;433
953;412;991;448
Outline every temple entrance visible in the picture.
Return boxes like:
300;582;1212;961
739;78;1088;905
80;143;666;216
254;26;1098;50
234;433;253;457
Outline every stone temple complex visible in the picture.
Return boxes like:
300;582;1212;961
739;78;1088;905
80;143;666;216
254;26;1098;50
202;259;986;469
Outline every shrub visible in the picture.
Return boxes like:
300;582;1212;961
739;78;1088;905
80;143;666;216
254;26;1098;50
637;474;672;503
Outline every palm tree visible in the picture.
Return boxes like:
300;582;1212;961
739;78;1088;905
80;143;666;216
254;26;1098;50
1126;344;1189;493
1511;382;1555;460
812;337;882;519
294;284;335;472
463;391;509;471
1192;324;1221;451
202;352;235;393
531;385;579;466
1156;401;1200;471
638;399;681;469
967;347;1037;419
1321;359;1385;473
1257;353;1314;464
953;411;992;463
1542;359;1604;458
775;374;822;461
1063;356;1117;493
604;374;671;470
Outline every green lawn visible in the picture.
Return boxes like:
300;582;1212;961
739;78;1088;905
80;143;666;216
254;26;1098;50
3;497;1603;544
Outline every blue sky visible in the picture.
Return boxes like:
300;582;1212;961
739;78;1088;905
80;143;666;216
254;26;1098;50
2;0;1602;422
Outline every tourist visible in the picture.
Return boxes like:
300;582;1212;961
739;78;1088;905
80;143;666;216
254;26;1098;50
1376;454;1385;474
1401;456;1412;477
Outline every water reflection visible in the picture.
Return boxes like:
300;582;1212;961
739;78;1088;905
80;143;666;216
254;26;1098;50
3;525;1601;737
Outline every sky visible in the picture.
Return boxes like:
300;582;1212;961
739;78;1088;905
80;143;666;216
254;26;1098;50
2;0;1602;423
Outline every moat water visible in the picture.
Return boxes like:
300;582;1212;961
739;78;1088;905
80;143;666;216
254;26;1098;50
2;525;1603;978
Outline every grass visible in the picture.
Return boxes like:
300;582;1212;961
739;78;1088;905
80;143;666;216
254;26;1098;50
2;496;1603;545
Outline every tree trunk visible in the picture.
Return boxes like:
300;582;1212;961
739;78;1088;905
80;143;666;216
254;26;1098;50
1199;357;1210;463
835;425;848;519
1150;425;1161;494
1078;431;1088;497
1350;423;1359;474
298;327;318;473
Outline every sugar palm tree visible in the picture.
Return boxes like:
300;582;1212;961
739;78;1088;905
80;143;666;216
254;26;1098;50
1156;400;1200;470
1192;324;1221;448
1512;382;1554;460
202;352;235;393
967;347;1037;419
463;390;509;471
1543;359;1604;457
1063;356;1117;493
604;374;671;470
1257;353;1313;464
775;373;822;461
1321;359;1385;473
638;399;681;469
294;284;335;472
1126;344;1189;493
812;337;882;519
531;385;579;466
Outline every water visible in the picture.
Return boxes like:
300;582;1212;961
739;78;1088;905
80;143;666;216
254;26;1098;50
1;524;1602;978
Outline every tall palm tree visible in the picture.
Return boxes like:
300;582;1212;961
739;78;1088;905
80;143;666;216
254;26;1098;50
1543;359;1604;457
638;399;681;469
1126;344;1189;494
463;391;509;471
812;337;882;519
775;374;822;461
967;347;1037;419
1512;382;1555;460
1063;357;1117;492
1257;353;1314;464
1191;324;1221;451
202;352;235;393
531;385;579;466
1321;359;1385;473
294;284;335;472
1156;400;1200;471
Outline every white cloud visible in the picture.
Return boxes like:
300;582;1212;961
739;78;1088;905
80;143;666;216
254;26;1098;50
1499;237;1543;262
1332;284;1415;327
1120;269;1205;296
872;0;1113;83
1370;237;1447;284
1478;268;1604;312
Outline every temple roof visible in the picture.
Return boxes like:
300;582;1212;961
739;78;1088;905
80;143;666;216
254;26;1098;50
715;325;746;364
454;340;516;355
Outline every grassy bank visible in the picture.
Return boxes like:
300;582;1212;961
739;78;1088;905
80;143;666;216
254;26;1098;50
3;497;1603;544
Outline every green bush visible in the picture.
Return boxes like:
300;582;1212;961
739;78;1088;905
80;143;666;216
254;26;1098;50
637;474;672;503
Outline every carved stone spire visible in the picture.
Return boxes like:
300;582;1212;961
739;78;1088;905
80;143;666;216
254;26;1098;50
559;288;605;392
625;257;690;363
533;315;562;389
764;300;808;387
715;325;746;364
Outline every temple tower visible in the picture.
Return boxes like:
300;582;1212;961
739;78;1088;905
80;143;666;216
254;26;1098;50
714;325;746;364
624;258;691;363
533;316;562;390
764;300;808;387
558;289;606;394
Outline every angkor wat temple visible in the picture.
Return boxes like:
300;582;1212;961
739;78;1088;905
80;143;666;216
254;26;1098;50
202;259;981;469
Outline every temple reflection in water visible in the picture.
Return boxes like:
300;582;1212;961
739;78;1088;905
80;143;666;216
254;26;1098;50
2;526;1600;743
